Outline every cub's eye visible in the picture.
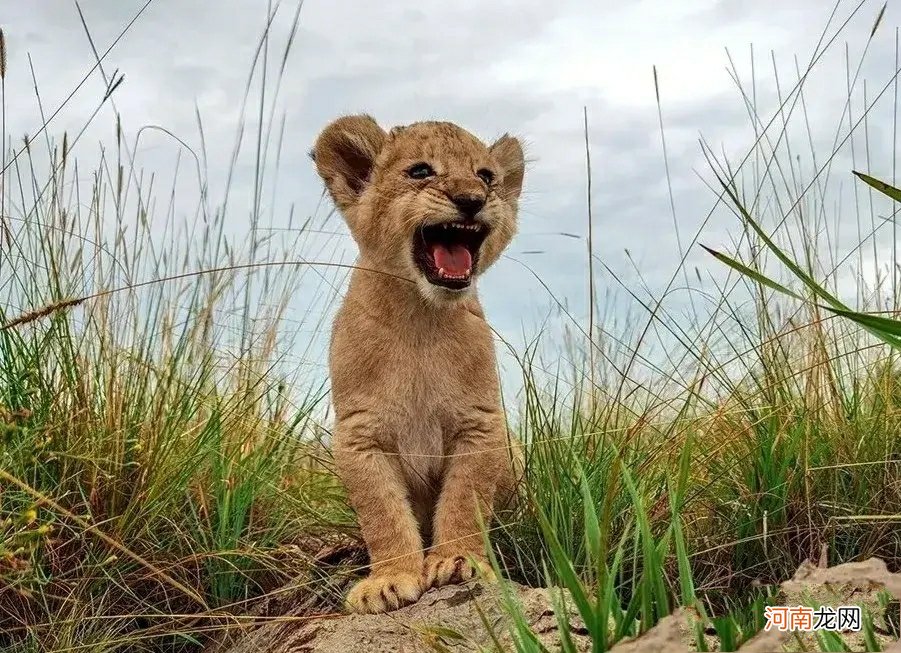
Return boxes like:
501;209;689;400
407;163;435;180
476;168;495;185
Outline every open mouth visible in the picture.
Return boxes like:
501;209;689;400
413;221;490;290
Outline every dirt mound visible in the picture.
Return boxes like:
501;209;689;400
213;580;591;652
215;558;901;652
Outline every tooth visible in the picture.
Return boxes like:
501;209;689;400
438;267;445;277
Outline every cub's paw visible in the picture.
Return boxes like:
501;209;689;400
345;571;422;614
422;553;496;590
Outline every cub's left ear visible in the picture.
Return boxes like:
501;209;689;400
489;134;525;201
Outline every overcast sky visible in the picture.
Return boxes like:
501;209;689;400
3;0;901;396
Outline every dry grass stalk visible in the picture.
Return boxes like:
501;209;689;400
1;297;85;331
0;29;6;80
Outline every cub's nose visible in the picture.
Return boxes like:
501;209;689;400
451;193;485;219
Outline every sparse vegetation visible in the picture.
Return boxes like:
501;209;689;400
2;2;901;652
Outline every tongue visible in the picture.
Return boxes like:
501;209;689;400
430;243;472;276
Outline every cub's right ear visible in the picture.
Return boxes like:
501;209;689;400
312;114;387;211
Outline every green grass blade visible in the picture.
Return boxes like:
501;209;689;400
853;170;901;203
578;466;607;650
618;456;670;628
861;608;882;653
705;234;901;350
700;245;806;302
814;628;851;652
715;177;846;310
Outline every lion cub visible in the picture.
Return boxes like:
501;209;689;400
312;115;525;614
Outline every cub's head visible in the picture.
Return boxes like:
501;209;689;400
312;114;525;302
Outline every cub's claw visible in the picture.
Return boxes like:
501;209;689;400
422;553;496;589
345;571;422;614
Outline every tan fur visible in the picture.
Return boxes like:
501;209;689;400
312;115;525;614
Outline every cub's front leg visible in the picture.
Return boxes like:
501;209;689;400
334;413;424;613
423;409;511;589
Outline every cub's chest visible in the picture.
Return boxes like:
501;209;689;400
330;304;498;414
380;335;482;401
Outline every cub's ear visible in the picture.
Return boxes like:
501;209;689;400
312;114;387;211
489;134;525;202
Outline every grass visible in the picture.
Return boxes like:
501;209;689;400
2;1;901;651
